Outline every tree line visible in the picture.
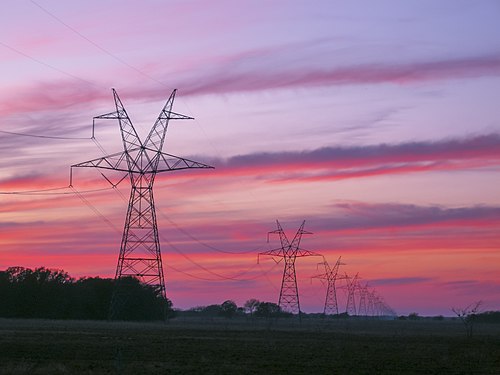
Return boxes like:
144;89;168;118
181;298;291;319
0;267;171;321
0;267;290;321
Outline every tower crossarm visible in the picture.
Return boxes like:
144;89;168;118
71;149;132;174
295;247;321;258
144;89;194;153
107;89;143;153
290;220;312;251
311;272;329;281
258;247;285;264
155;151;213;172
91;89;144;172
267;220;291;249
313;256;341;280
71;149;213;179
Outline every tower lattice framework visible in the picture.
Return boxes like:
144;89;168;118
357;283;369;316
71;89;212;319
258;220;320;314
312;256;344;315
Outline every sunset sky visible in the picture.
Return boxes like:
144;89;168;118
1;0;499;316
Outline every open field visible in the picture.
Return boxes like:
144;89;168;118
0;317;499;374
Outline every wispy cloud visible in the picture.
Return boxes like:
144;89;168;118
176;54;500;96
311;202;500;232
2;52;500;117
200;133;500;182
370;276;434;286
3;133;500;193
0;81;105;117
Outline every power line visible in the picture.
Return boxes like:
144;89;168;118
29;0;170;89
0;40;104;90
0;186;112;195
29;0;226;190
165;263;234;282
163;252;281;282
104;173;272;278
70;186;121;233
160;233;263;281
0;129;89;140
158;209;262;255
70;182;277;282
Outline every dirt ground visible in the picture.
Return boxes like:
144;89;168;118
0;317;499;374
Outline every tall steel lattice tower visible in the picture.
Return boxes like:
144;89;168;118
258;220;320;315
312;256;344;315
71;89;212;319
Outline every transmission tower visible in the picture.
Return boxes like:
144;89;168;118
71;89;213;319
344;272;359;316
357;283;368;316
312;256;344;315
258;220;320;315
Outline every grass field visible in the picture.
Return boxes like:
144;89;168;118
0;317;499;374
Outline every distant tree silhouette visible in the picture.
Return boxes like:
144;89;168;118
474;311;500;323
408;312;420;320
244;298;260;316
199;304;224;317
220;300;238;318
254;302;282;318
452;301;482;337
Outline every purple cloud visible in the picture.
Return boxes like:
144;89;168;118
370;277;434;286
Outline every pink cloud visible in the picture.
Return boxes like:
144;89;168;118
0;80;105;117
182;133;500;183
176;54;500;96
2;53;500;117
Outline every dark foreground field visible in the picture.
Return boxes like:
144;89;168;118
0;317;499;374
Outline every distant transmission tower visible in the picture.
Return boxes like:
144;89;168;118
258;220;320;315
312;256;344;315
357;283;368;316
367;290;375;316
344;273;359;316
71;89;212;319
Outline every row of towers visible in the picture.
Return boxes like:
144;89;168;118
260;220;395;317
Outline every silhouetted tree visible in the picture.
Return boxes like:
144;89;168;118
255;302;282;318
111;277;172;321
73;277;114;320
408;312;420;320
0;267;73;318
201;304;223;317
452;301;482;337
244;298;260;316
220;300;238;318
